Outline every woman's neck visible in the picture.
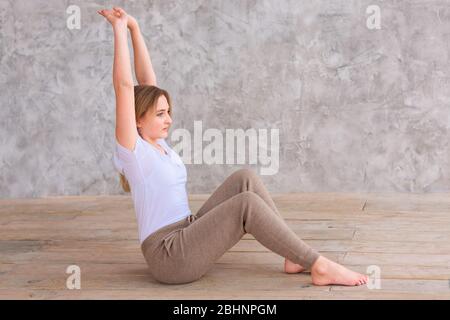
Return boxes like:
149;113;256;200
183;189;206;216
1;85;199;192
141;134;167;155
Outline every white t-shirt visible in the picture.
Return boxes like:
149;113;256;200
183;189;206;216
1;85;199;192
113;134;192;244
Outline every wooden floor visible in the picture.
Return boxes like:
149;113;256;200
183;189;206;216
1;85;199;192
1;193;449;300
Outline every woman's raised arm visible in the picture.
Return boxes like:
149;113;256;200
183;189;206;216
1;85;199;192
128;16;157;86
98;7;137;151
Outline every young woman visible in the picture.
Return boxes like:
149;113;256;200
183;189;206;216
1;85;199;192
98;7;369;286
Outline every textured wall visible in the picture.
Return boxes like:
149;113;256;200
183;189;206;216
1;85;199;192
1;0;449;199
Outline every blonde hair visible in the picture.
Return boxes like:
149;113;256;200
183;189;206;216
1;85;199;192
119;85;172;192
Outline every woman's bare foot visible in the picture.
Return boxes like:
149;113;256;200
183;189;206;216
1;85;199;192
311;256;369;286
284;258;306;273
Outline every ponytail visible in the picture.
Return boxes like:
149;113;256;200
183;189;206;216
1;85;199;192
119;173;130;193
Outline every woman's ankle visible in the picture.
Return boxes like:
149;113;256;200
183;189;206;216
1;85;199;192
311;256;328;275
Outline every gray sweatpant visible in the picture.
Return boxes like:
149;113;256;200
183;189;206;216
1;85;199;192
141;168;321;284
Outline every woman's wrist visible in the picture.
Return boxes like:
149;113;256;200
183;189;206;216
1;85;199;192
113;23;128;33
128;17;139;32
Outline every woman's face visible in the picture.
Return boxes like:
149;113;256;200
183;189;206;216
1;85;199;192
137;95;172;141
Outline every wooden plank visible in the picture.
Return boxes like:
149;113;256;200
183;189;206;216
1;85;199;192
342;252;450;267
2;262;447;283
4;236;448;259
0;227;354;241
0;265;331;292
2;192;450;214
231;239;450;255
0;228;139;241
3;215;450;232
354;229;450;242
0;240;343;266
331;279;450;294
362;193;450;213
3;206;449;224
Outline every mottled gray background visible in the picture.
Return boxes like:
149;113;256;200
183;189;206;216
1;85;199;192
1;0;449;199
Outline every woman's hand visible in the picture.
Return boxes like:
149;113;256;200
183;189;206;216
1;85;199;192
97;7;128;30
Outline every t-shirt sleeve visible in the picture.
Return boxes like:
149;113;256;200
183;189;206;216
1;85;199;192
113;135;146;186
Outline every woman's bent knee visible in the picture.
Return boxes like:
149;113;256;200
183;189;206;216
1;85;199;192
235;167;259;182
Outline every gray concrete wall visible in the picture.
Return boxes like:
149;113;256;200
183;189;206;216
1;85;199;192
1;0;449;199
